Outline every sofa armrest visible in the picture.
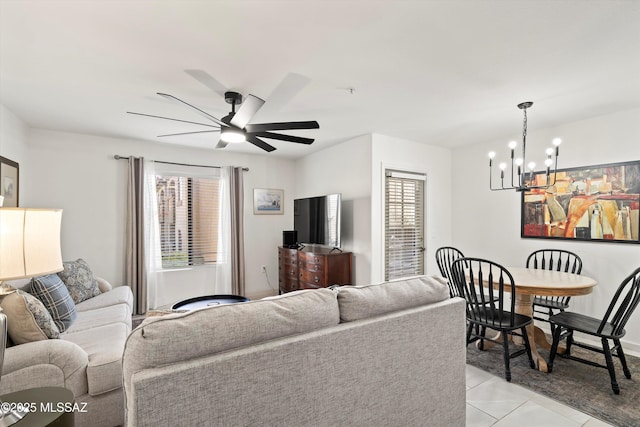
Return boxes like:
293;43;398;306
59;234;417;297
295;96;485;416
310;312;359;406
95;276;112;293
2;339;89;397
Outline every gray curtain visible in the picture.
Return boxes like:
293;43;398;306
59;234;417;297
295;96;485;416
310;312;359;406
125;157;147;315
229;167;245;296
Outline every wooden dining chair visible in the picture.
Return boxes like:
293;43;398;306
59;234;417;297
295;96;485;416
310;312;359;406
527;249;583;331
451;257;536;381
548;266;640;395
435;246;465;297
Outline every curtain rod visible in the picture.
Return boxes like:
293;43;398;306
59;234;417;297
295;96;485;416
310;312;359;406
113;155;249;171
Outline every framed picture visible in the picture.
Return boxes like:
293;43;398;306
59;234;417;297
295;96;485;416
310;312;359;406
253;188;284;215
0;156;19;207
521;160;640;243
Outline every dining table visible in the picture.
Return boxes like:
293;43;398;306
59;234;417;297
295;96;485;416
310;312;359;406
480;267;597;373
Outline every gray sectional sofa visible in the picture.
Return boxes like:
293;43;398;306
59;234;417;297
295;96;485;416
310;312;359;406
1;277;133;427
123;275;466;427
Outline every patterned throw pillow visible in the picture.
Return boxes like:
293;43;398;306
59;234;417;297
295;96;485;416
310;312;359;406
0;288;60;344
30;274;77;332
57;259;101;304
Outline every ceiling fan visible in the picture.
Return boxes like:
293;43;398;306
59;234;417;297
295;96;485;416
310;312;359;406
128;89;319;152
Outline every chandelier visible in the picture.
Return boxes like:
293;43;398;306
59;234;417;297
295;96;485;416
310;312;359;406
488;102;561;192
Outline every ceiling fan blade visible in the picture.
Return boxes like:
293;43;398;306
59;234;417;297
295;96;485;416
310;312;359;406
254;131;314;145
230;94;265;129
258;72;311;116
184;69;227;97
246;135;276;152
157;93;225;127
127;111;219;128
215;139;229;149
245;121;319;133
158;130;220;138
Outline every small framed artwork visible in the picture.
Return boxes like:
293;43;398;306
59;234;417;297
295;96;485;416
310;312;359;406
0;156;19;207
521;160;640;243
253;188;284;215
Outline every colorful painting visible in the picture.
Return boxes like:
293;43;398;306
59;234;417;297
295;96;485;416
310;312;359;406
521;160;640;243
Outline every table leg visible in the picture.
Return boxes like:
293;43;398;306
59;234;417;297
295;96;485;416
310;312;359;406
515;293;548;372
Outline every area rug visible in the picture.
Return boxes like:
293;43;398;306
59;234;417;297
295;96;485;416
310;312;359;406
466;342;640;427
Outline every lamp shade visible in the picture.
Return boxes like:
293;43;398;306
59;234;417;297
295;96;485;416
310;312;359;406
0;208;63;281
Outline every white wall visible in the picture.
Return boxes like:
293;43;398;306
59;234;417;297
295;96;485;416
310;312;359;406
294;135;372;284
371;134;453;284
452;108;640;352
23;128;296;301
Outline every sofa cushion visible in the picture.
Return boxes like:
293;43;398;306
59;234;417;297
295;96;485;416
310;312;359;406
63;303;132;334
57;259;101;304
1;288;60;343
62;322;129;396
30;274;77;332
125;288;340;371
74;285;133;312
337;275;450;322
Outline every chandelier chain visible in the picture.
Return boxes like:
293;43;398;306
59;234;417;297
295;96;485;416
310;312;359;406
522;108;527;145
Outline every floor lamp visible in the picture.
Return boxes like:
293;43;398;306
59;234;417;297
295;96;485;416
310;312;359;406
0;208;63;426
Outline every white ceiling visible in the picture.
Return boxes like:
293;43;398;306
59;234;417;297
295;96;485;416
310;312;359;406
1;0;639;158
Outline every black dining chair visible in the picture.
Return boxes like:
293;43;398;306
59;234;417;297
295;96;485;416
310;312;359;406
527;249;583;332
435;246;465;297
548;266;640;395
451;257;536;381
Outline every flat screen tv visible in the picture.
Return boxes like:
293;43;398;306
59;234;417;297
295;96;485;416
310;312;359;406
294;193;341;248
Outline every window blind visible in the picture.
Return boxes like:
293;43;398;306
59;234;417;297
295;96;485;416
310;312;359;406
156;167;221;268
384;170;425;281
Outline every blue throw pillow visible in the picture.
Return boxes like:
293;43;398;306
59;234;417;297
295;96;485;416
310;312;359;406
30;274;77;332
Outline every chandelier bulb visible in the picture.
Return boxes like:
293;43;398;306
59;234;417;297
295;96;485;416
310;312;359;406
545;158;553;167
499;162;507;170
528;162;536;171
552;138;562;146
545;147;554;156
515;158;523;166
508;141;517;149
488;151;496;159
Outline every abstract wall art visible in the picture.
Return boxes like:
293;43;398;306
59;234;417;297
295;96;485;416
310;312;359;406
521;160;640;243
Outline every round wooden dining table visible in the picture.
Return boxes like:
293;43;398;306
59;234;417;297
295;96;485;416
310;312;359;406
503;267;597;372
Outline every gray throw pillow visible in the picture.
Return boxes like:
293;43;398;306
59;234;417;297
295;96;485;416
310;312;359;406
30;274;78;332
57;259;101;304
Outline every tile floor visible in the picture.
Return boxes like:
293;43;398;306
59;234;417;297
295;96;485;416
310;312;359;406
465;364;614;427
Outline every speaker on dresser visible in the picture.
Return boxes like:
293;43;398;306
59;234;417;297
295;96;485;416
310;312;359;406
283;230;298;248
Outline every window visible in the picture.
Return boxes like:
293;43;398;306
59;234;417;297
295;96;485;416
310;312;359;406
384;170;426;281
156;173;220;268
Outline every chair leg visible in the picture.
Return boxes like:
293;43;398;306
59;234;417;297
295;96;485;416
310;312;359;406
521;326;536;369
547;307;555;335
602;338;620;395
548;325;563;373
466;322;473;347
565;330;574;356
502;332;512;382
478;326;487;351
614;339;632;379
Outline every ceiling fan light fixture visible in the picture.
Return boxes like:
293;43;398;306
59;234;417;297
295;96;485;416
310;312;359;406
220;127;246;143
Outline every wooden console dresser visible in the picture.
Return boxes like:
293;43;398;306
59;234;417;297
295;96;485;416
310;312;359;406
278;246;353;293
